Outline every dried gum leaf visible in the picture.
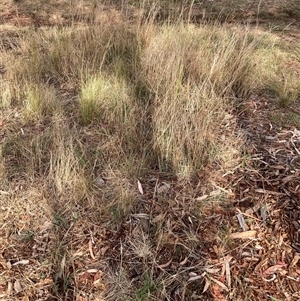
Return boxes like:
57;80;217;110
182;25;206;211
158;258;172;269
263;263;286;276
157;183;170;194
209;276;229;291
13;280;22;293
290;254;300;267
137;180;144;195
152;213;165;223
203;278;210;293
89;240;95;259
197;194;209;201
188;275;202;282
12;260;29;266
230;230;256;239
179;257;188;266
224;257;231;288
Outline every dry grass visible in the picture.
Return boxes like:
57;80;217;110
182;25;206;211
1;2;300;300
140;24;258;176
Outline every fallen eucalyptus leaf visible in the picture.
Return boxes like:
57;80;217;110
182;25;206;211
230;230;256;239
203;277;210;293
137;180;144;195
157;183;170;194
209;276;229;291
13;260;29;266
188;275;202;282
14;280;22;293
152;213;165;223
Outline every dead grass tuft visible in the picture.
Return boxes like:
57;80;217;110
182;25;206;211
140;24;262;176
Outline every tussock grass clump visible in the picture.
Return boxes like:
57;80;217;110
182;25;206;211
78;72;151;179
1;118;89;201
138;25;300;175
152;87;230;175
47;121;89;199
142;25;260;98
244;34;300;107
140;24;260;175
14;26;112;87
0;82;12;109
7;21;140;103
79;74;135;127
265;53;300;107
23;84;59;120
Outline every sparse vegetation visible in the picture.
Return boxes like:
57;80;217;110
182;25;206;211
1;1;300;300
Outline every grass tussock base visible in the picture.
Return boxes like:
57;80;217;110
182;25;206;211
1;7;300;300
